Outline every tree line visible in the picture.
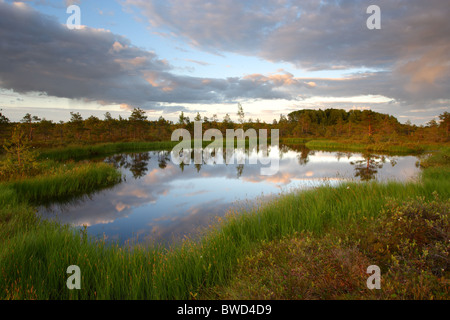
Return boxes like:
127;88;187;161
0;107;449;148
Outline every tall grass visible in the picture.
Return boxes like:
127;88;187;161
5;162;121;203
304;140;444;154
0;147;449;299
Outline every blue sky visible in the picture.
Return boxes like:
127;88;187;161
0;0;449;124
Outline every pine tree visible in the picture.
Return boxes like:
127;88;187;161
0;109;9;124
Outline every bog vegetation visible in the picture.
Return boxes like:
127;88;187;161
0;107;448;300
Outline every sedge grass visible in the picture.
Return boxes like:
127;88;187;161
4;162;121;203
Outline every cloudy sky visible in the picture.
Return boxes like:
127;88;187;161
0;0;449;124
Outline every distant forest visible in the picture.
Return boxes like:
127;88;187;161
0;108;449;147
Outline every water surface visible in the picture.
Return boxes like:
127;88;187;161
38;145;423;246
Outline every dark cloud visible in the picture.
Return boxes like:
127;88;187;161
0;2;167;107
0;1;308;111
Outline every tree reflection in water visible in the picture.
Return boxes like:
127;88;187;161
236;164;244;178
104;154;128;168
129;153;150;179
157;151;170;169
297;146;313;166
350;153;397;181
105;152;150;179
105;146;401;182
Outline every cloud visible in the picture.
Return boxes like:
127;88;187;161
395;44;450;98
184;59;211;66
65;0;81;6
117;0;450;121
0;2;169;107
0;2;306;111
124;0;450;71
12;0;73;9
125;0;280;54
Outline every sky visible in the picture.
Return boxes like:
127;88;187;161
0;0;449;125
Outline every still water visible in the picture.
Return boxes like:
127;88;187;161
38;145;423;246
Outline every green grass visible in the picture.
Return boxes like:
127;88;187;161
280;138;310;144
38;141;181;162
305;140;446;154
4;162;121;203
38;140;266;162
0;146;449;299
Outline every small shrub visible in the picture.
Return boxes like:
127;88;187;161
1;126;40;180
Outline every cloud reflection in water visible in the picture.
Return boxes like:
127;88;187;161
38;146;422;247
